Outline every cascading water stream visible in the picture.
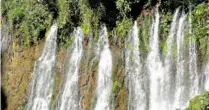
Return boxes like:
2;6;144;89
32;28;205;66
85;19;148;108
147;8;165;110
25;8;209;110
174;13;187;109
204;60;209;91
188;10;199;97
94;25;113;110
57;27;84;110
27;24;57;110
125;21;146;110
164;8;180;109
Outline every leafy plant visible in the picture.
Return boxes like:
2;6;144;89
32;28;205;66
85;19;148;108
3;0;53;46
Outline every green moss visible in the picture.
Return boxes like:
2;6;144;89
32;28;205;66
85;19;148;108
186;92;209;110
113;80;122;93
20;104;26;110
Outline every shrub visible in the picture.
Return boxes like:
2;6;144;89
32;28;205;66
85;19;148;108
3;0;53;46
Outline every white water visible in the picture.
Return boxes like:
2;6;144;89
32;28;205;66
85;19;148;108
25;8;209;110
58;27;84;110
94;25;113;110
27;24;57;110
188;11;199;98
174;13;187;109
164;8;180;109
147;8;165;110
205;60;209;91
125;21;146;110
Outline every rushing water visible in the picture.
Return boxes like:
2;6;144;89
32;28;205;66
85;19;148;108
164;8;180;109
173;13;187;109
188;10;199;99
57;27;84;110
147;8;165;110
27;8;209;110
94;25;113;110
27;24;57;110
205;60;209;91
125;21;146;110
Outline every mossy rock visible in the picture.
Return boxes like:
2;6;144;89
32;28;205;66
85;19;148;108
186;92;209;110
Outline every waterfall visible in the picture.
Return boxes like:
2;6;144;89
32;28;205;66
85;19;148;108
57;27;84;110
164;8;180;109
125;21;146;110
94;25;113;110
25;8;209;110
147;8;165;110
205;60;209;91
188;10;199;97
174;13;187;109
27;24;57;110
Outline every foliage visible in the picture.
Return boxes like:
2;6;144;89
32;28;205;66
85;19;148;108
111;18;133;48
191;2;209;63
191;2;209;40
2;0;207;47
20;3;52;45
2;0;53;46
161;0;199;12
186;92;209;110
57;0;80;47
115;18;133;38
116;0;132;16
79;0;101;37
58;0;79;27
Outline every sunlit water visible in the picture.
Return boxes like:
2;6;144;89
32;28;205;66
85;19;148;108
147;8;165;110
27;24;57;110
94;25;113;110
57;27;84;110
174;13;187;109
27;8;209;110
125;21;146;110
163;8;180;109
205;60;209;91
188;9;199;99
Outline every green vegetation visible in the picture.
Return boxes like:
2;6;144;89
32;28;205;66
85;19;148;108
79;0;100;38
2;0;208;47
2;0;209;110
20;104;26;110
191;2;209;62
187;92;209;110
57;0;80;47
2;0;53;45
113;80;122;93
116;0;132;17
2;40;42;110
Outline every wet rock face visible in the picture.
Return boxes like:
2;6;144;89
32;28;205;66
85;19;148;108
76;35;127;110
1;28;11;53
1;39;44;110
